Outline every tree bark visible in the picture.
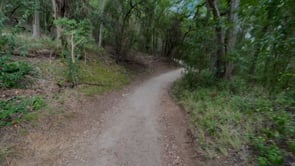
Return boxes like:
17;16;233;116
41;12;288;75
51;0;68;47
225;0;240;80
71;32;75;64
52;0;61;46
98;24;104;47
33;0;41;39
207;0;226;79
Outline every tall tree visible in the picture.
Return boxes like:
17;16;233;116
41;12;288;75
225;0;240;80
207;0;226;79
51;0;69;47
32;0;41;38
89;0;110;47
98;0;109;47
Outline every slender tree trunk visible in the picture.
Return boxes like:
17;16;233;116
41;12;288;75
97;0;110;47
249;49;259;76
70;32;75;64
98;24;103;47
98;9;104;47
51;0;61;47
225;0;240;80
51;0;68;47
33;0;41;39
207;0;226;79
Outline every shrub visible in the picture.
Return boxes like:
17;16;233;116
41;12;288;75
274;91;295;111
0;96;45;127
197;69;215;87
54;18;92;87
181;69;215;90
252;137;284;166
0;56;32;88
228;77;247;94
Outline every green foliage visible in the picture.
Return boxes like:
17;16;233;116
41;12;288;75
78;54;130;96
174;73;295;164
0;12;17;55
0;96;45;127
0;56;32;88
173;80;244;158
239;0;295;91
179;69;215;90
252;137;284;166
54;18;92;86
288;141;295;155
54;18;92;40
0;146;14;164
13;33;57;54
227;77;247;95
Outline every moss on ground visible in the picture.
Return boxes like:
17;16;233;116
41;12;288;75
78;59;130;96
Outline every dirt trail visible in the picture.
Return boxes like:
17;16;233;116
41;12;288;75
63;68;196;166
10;68;197;166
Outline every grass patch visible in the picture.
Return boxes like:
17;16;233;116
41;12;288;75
174;87;249;158
34;59;68;83
78;58;130;96
0;56;33;88
0;96;45;127
33;50;130;96
13;32;57;55
173;72;295;165
0;146;14;164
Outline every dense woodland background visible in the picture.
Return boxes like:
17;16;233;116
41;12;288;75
0;0;295;165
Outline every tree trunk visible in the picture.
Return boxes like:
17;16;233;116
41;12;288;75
225;0;240;80
52;0;60;46
249;48;259;76
70;32;75;64
207;0;226;79
51;0;68;47
32;0;41;39
97;0;109;47
98;24;104;47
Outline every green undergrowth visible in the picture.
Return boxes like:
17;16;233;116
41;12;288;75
35;50;130;96
78;59;130;96
0;96;45;127
0;56;33;88
173;71;295;165
4;29;57;55
0;146;14;165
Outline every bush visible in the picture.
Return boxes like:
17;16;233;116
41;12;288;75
228;77;247;94
274;91;295;111
181;69;215;90
0;96;45;127
197;69;215;87
54;18;92;87
0;56;32;88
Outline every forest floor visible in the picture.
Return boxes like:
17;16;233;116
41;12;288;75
0;54;200;166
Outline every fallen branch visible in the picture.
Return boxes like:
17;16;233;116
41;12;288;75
78;82;107;87
13;50;59;58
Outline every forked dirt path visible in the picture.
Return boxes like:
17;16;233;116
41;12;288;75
11;68;197;166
